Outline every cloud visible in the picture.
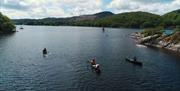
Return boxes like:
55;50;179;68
0;0;179;19
133;0;175;3
59;0;103;16
0;0;103;19
1;8;30;19
107;0;139;10
107;0;180;15
1;0;29;10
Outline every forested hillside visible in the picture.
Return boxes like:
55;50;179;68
13;9;180;28
0;12;15;33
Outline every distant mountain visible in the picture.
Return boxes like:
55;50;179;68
12;9;180;28
88;11;161;28
94;11;114;19
72;11;114;21
13;11;114;26
162;9;180;27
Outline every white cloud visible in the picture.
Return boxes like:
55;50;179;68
107;0;139;10
0;0;103;19
1;8;30;19
0;0;179;19
107;0;180;15
59;0;103;16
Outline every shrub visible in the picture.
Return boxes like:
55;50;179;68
141;27;163;37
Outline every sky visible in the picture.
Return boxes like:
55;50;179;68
0;0;180;19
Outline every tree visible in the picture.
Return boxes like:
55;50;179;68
0;12;16;33
1;22;15;33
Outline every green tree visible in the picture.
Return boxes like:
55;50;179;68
0;12;16;33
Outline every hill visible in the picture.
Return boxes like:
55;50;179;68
13;11;114;26
0;12;16;33
79;11;162;28
162;9;180;27
13;11;162;28
12;9;180;28
72;11;113;21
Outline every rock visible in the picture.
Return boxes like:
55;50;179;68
130;32;180;53
139;34;159;44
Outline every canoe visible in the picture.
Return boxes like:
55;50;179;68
125;58;143;66
43;54;47;57
91;64;99;69
92;65;101;73
89;63;101;73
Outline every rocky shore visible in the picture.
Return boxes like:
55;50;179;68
131;31;180;53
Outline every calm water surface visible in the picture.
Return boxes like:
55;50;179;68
0;26;180;91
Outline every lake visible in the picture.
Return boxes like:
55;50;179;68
0;26;180;91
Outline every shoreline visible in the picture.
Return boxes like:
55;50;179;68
131;32;180;53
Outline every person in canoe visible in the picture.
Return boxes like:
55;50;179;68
102;27;105;32
94;64;100;70
90;58;96;65
90;58;100;71
43;48;47;55
134;56;137;61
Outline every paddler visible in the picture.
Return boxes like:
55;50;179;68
134;56;137;61
90;58;96;65
43;48;47;55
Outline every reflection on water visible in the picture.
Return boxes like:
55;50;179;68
136;44;147;48
0;26;180;91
